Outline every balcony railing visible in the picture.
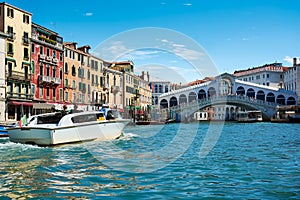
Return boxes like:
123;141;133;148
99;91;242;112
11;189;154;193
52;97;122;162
7;92;33;100
39;75;61;85
7;32;16;41
31;34;63;50
23;37;30;45
6;71;30;82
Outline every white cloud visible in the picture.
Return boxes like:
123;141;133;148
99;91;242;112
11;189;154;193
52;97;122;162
283;56;293;64
85;12;93;16
183;3;192;6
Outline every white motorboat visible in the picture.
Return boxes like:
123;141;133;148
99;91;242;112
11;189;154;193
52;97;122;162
8;110;130;146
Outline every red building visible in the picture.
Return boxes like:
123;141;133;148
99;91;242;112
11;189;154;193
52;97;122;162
31;23;64;105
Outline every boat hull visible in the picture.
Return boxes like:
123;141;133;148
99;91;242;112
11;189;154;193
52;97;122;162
8;119;129;146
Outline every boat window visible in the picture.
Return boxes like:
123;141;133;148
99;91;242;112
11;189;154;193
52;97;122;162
37;113;62;124
71;114;97;123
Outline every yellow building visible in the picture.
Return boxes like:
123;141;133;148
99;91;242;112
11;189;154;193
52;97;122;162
87;54;106;108
0;3;32;121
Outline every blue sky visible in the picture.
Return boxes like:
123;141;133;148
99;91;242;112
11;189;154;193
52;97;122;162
5;0;300;83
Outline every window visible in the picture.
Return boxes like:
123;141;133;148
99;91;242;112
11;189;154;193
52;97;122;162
53;88;56;98
40;46;43;55
46;48;50;56
52;67;56;78
7;26;14;39
72;65;76;76
72;80;75;89
31;43;35;53
53;50;56;58
46;64;50;76
65;79;68;87
31;61;35;74
60;52;63;61
256;75;260;80
65;92;68;101
60;69;62;79
23;14;29;23
7;8;14;18
31;84;35;96
267;74;270;78
64;63;68;73
24;48;29;59
7;62;13;76
40;87;43;98
78;53;81;61
7;43;13;54
40;63;43;76
60;89;63;101
65;49;68;57
46;87;50;97
23;32;29;44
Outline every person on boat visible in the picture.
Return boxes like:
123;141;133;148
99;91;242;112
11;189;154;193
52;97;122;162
62;105;68;116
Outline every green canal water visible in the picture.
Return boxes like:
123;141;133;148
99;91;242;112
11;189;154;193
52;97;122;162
0;122;299;199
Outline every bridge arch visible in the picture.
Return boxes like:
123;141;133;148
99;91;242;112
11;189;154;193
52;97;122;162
170;96;178;107
246;88;255;98
256;90;265;101
276;94;285;105
160;99;168;108
236;86;245;96
179;94;187;104
287;97;296;105
198;89;206;100
266;92;275;102
188;92;197;103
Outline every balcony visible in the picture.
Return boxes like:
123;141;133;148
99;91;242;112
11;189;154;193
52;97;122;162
39;54;46;60
7;32;16;41
6;71;30;83
7;92;33;100
23;37;30;45
46;56;52;62
52;58;58;63
38;75;61;85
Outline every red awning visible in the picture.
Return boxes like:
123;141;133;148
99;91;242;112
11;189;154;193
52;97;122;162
10;101;33;106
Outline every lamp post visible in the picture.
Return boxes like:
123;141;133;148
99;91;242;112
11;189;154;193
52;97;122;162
133;88;140;123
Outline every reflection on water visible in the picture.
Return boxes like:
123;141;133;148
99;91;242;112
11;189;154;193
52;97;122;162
1;123;300;199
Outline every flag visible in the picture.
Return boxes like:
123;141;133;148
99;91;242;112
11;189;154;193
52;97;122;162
18;114;27;128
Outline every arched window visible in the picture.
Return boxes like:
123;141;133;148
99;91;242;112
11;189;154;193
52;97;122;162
179;94;187;104
276;95;285;105
256;90;265;101
72;65;76;76
170;96;178;107
188;92;197;103
198;89;206;100
236;86;245;96
64;63;68;73
246;88;255;98
266;92;275;102
160;99;168;109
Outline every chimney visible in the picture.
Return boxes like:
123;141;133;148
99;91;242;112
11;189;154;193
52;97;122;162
293;57;297;66
141;71;145;80
147;71;150;82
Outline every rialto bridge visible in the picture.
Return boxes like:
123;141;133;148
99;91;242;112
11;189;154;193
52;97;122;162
158;73;298;120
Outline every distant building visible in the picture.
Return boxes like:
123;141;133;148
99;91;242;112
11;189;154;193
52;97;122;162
234;62;289;88
284;58;300;104
149;78;170;106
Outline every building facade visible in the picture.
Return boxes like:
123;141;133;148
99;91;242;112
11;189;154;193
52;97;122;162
284;58;300;104
234;62;288;88
31;23;64;105
0;32;7;122
0;3;32;121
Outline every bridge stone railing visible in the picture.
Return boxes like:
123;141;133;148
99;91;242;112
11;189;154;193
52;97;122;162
162;95;278;120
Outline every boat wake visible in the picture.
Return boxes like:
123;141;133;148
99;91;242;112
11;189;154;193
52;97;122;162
119;132;140;140
0;141;44;150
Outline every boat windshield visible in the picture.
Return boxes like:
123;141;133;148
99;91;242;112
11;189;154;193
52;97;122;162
71;113;104;124
37;113;62;124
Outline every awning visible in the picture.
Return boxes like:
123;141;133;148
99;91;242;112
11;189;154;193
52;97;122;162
10;101;33;106
33;103;54;109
